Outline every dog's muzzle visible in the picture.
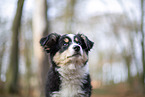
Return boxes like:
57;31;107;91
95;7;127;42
67;45;82;58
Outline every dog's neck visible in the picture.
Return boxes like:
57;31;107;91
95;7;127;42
57;63;88;80
53;63;89;97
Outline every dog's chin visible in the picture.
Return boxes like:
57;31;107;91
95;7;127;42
67;53;81;58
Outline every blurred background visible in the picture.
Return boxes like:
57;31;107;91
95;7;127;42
0;0;145;97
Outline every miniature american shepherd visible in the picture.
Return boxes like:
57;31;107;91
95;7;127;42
40;33;94;97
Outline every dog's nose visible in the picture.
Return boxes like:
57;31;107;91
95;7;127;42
73;45;80;52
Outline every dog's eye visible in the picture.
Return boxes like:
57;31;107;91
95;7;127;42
76;41;81;45
63;43;68;46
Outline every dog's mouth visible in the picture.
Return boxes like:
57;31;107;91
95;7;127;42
67;53;81;58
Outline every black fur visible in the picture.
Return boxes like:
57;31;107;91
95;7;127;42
58;35;72;53
45;67;61;97
76;34;94;52
82;74;92;97
40;33;60;53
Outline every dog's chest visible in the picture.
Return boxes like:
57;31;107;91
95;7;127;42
52;65;87;97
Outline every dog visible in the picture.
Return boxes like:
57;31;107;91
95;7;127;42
40;33;94;97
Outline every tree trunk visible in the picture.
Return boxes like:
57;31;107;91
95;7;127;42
33;0;49;96
141;0;145;87
24;39;32;96
0;42;5;81
64;0;76;33
6;0;25;94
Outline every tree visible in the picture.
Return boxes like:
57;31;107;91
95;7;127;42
6;0;25;93
64;0;76;33
141;0;145;87
0;42;5;81
32;0;49;96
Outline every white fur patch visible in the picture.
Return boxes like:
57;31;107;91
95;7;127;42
66;34;75;42
52;63;89;97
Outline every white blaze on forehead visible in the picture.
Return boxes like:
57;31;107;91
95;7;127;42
66;34;75;43
67;34;83;56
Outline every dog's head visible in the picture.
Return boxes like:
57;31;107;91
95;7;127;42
40;33;94;69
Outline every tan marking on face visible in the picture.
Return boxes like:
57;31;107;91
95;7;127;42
45;48;50;50
82;51;88;63
75;37;79;42
64;38;69;43
53;50;72;66
53;49;88;67
75;37;78;42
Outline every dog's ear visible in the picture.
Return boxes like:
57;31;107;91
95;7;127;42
77;34;94;51
40;33;60;53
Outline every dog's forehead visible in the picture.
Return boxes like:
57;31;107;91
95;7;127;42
60;34;81;44
60;34;75;42
66;34;75;41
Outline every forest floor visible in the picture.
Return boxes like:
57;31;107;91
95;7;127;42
0;83;145;97
92;83;145;97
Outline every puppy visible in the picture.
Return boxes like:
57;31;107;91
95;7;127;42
40;33;94;97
